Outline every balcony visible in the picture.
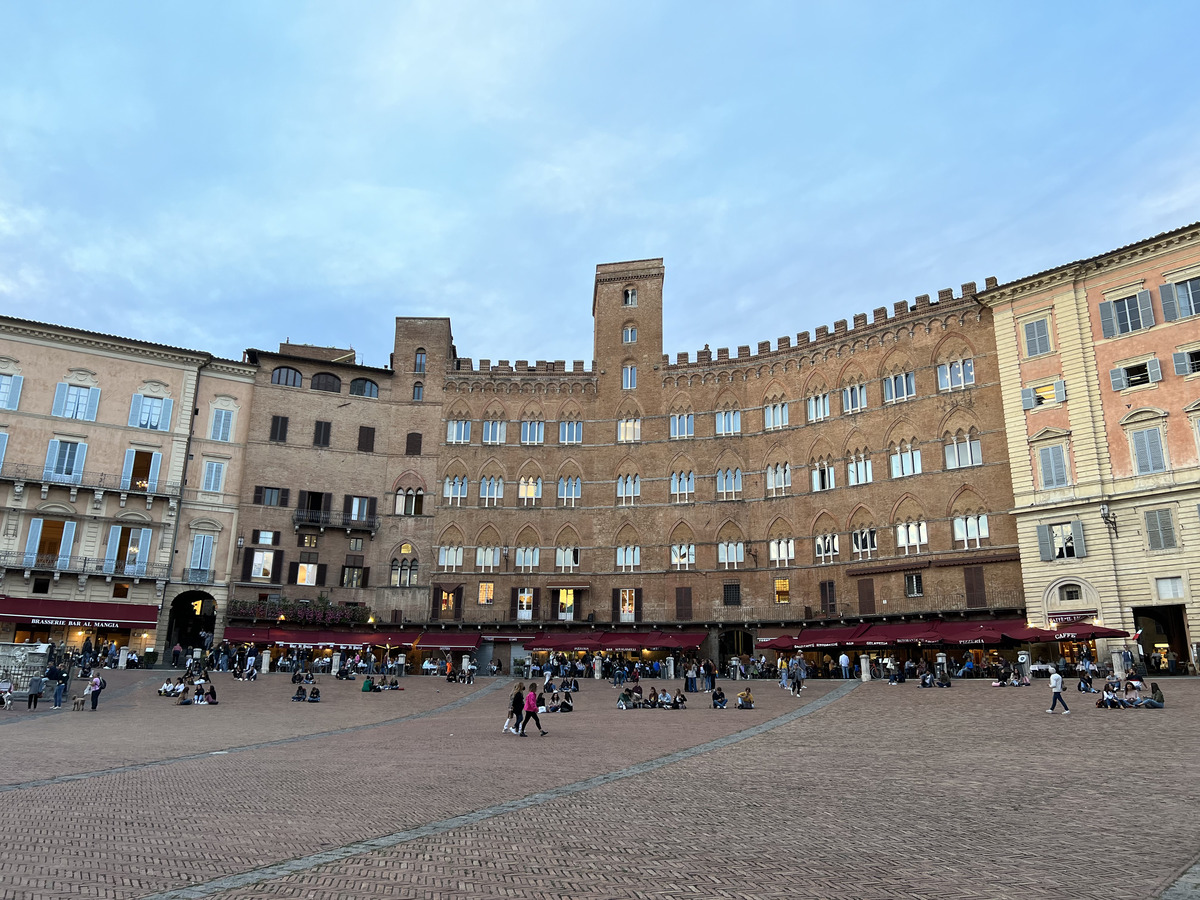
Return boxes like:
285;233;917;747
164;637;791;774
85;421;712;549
181;567;216;585
0;461;180;509
0;551;171;586
292;509;381;536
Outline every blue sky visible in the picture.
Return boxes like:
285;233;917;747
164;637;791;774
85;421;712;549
2;2;1199;369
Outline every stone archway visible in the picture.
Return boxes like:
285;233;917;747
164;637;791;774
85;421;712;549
167;590;216;652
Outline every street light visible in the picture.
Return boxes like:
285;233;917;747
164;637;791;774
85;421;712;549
1100;503;1118;536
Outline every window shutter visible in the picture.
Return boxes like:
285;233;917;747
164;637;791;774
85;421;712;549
157;398;173;431
5;375;21;410
241;549;254;582
675;586;692;620
315;564;327;586
368;497;377;518
1132;430;1152;474
1136;289;1155;328
1175;352;1190;376
634;588;643;622
1070;520;1087;559
529;587;540;620
0;433;7;470
509;588;518;621
23;518;43;567
1145;510;1163;550
611;588;620;621
296;490;309;513
43;439;59;479
1099;301;1116;338
147;453;161;492
72;444;87;484
121;450;136;490
51;383;68;417
57;521;76;569
964;566;986;608
85;389;101;422
280;489;290;507
1021;388;1036;410
1147;358;1163;384
362;567;370;589
857;579;876;615
272;531;281;546
104;525;121;574
572;593;581;620
343;494;353;516
1053;380;1066;402
133;527;152;575
1161;283;1179;321
1036;524;1053;561
128;395;143;427
323;492;332;512
1146;429;1166;472
1038;447;1055;488
253;486;264;504
1110;368;1127;391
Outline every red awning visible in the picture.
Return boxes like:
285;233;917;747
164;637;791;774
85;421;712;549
656;631;707;650
795;624;871;649
759;634;801;650
482;632;530;643
935;622;1004;645
598;631;649;651
861;622;942;646
367;630;421;647
223;625;275;643
522;632;559;651
270;629;375;647
0;596;160;630
416;632;482;651
1046;623;1129;641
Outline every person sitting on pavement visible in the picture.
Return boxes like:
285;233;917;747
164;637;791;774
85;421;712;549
292;686;308;702
935;669;952;688
736;688;755;709
158;679;174;696
204;684;218;705
672;689;687;709
1105;672;1121;692
617;688;636;710
245;665;258;682
559;691;574;712
291;671;304;685
1134;683;1165;708
712;686;728;709
1078;673;1097;693
176;688;193;706
307;687;321;702
628;683;644;704
546;691;561;712
918;671;935;688
643;686;658;709
193;685;207;705
658;688;673;708
1098;686;1124;709
1123;680;1142;705
303;672;315;684
361;676;374;693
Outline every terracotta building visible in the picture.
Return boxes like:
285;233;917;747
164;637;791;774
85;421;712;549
980;222;1200;672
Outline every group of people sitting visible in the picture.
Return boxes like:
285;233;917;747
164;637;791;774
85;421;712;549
616;684;689;710
158;677;218;704
231;662;258;682
544;677;581;693
291;686;322;702
917;669;954;688
361;676;403;692
1087;673;1165;708
990;671;1033;687
291;671;318;685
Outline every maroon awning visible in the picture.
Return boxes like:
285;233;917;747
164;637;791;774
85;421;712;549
416;632;482;651
1046;623;1128;641
935;622;1004;645
599;631;649;651
860;622;942;646
222;625;274;643
795;624;871;649
0;596;160;630
368;630;421;647
759;634;801;650
656;631;707;650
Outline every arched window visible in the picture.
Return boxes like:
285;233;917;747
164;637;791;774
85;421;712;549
396;488;424;516
350;378;378;398
271;366;302;387
391;556;419;587
311;373;341;393
414;349;426;374
412;382;424;402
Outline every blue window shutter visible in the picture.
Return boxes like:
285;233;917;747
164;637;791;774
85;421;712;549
1099;302;1116;339
1110;368;1127;391
1021;388;1036;410
24;518;43;566
57;521;76;569
136;527;153;575
1147;358;1163;384
1070;520;1087;559
44;440;60;479
1133;430;1151;474
1053;380;1067;402
1147;429;1166;472
120;450;136;490
6;375;21;410
0;433;7;470
52;383;68;417
128;394;143;427
158;398;173;432
72;443;87;485
148;452;161;492
1136;290;1155;328
1160;283;1178;321
1175;352;1190;376
104;525;121;574
85;388;101;422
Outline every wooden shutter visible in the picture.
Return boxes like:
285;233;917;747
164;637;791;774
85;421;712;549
288;561;299;584
316;564;327;586
297;490;309;513
1036;524;1054;561
158;398;173;431
1161;283;1179;320
964;567;986;608
1070;520;1087;558
611;589;620;621
272;531;281;546
857;579;876;615
361;568;370;588
1175;352;1190;375
1136;289;1155;328
322;492;332;512
1147;358;1163;384
1021;388;1036;410
452;586;461;620
358;426;375;453
251;529;261;544
280;488;290;507
431;585;443;621
253;485;264;504
1099;301;1116;338
1053;380;1066;402
675;587;692;620
634;588;643;622
406;432;422;456
510;588;519;621
572;592;581;621
367;497;377;518
343;494;353;516
531;588;540;620
241;550;254;582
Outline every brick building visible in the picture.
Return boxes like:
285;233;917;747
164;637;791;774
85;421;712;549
980;222;1200;672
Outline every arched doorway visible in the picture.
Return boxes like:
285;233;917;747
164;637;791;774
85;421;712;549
718;628;755;665
167;591;216;652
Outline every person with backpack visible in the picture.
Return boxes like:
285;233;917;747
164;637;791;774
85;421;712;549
89;674;105;710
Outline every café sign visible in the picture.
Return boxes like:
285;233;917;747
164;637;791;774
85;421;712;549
32;617;123;628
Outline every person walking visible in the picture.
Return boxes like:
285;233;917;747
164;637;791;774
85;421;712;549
503;682;525;734
518;685;547;737
89;674;104;710
1047;670;1070;714
26;672;44;710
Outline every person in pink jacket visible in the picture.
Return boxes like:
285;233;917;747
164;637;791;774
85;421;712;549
519;688;547;737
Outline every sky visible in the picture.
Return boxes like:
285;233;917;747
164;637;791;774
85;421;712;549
2;2;1199;369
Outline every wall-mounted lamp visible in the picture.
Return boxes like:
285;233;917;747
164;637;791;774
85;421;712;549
237;536;245;549
1099;503;1118;536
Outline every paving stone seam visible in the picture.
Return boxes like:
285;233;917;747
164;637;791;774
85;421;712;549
1157;856;1200;899
137;680;859;900
0;679;507;794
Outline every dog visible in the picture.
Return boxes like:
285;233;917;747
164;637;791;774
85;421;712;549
1;691;11;711
71;695;86;711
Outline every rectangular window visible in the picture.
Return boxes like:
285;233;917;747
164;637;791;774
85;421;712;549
937;359;975;391
847;454;873;485
1109;359;1163;391
210;409;233;442
670;471;695;502
766;463;791;496
0;373;22;411
559;421;582;444
438;546;463;571
555;547;580;572
715;410;741;435
1038;444;1069;488
616;474;640;506
296;551;319;586
349;537;364;551
269;415;289;442
1131;428;1167;475
619;587;636;622
253;530;279;545
129;395;172;431
443;476;468;506
670;413;694;439
811;463;836;492
1173;349;1200;376
515;547;539;572
616;545;641;572
842;385;866;414
300;534;318;548
478;582;495;605
44;440;86;483
480;477;503;507
341;565;365;588
1156;576;1184;600
904;572;923;598
520;420;544;444
819;580;836;616
201;461;225;493
481;420;506;444
517;588;534;621
671;543;695;571
1100;290;1154;338
716;468;742;500
313;420;331;448
188;533;214;582
251;549;276;581
1024;318;1052;357
1162;277;1200;320
357;426;375;453
814;533;839;564
806;394;830;423
446;420;471;444
557;588;575;621
622;365;637;389
883;372;916;403
617;418;641;443
476;546;500;572
1145;509;1177;551
518;477;541;505
717;541;744;570
896;521;928;555
255;486;285;507
722;582;742;606
764;402;789;430
53;384;98;421
774;578;790;604
406;432;423;455
557;476;581;507
851;528;877;560
944;436;983;469
623;326;637;343
953;515;990;549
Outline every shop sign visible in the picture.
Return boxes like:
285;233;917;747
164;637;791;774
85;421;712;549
32;617;123;628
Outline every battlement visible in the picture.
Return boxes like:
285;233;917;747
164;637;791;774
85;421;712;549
663;280;985;370
447;358;595;377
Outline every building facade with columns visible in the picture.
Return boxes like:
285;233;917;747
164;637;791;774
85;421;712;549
979;222;1200;671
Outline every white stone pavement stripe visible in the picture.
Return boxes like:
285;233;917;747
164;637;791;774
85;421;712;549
1159;858;1200;899
139;681;859;900
0;680;507;793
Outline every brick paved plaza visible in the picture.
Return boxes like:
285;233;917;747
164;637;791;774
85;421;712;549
2;670;1199;899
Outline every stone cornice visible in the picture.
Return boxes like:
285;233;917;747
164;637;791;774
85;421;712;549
0;317;210;368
